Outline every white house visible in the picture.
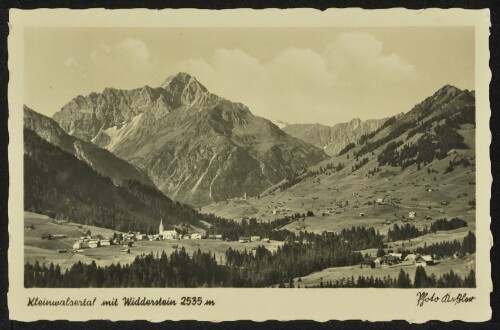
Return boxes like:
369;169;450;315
388;252;403;260
250;236;261;242
100;239;111;246
73;241;83;250
409;212;417;219
191;233;202;239
88;239;100;248
404;254;417;262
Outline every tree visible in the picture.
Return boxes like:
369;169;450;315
376;248;386;257
397;269;411;288
414;266;428;288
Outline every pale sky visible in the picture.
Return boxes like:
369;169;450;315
24;27;474;125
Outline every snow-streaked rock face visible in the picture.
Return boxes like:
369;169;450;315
52;73;329;207
24;106;154;187
283;117;387;156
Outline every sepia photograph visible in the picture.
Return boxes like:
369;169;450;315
7;8;491;322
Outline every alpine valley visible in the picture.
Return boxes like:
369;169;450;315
24;73;477;289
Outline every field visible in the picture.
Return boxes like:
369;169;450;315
293;254;475;287
24;212;283;271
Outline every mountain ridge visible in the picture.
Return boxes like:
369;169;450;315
24;105;154;188
283;117;388;156
52;72;329;206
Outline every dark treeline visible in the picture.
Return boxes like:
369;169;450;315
25;128;201;234
358;116;397;145
351;157;369;172
387;223;428;241
355;120;416;158
25;249;226;288
445;157;472;173
338;142;356;156
399;231;476;260
377;125;468;170
387;218;469;242
430;217;468;233
305;267;475;288
202;214;294;241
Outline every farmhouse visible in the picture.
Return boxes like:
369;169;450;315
239;237;251;243
380;255;399;266
404;254;417;262
360;258;375;268
409;212;417;219
191;233;202;240
88;239;100;248
415;255;434;267
359;212;365;217
388;253;403;260
250;236;261;242
100;239;111;246
73;241;84;250
262;238;270;243
376;198;384;205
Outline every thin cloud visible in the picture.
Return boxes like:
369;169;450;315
114;38;150;62
62;57;79;67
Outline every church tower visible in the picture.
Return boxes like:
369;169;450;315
159;218;164;234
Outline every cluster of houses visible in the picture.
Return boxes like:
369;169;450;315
158;219;221;240
238;236;270;243
360;253;435;269
71;235;113;252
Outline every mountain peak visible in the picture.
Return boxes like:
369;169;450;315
434;84;461;98
161;72;207;91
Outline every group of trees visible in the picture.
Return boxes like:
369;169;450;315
25;249;226;288
445;157;472;173
338;142;356;156
306;268;475;288
387;218;470;242
202;214;294;241
376;123;468;171
351;157;369;172
358;116;398;145
395;231;476;260
387;223;428;241
430;217;468;233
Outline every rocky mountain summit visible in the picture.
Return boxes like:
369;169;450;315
52;72;329;206
283;117;388;156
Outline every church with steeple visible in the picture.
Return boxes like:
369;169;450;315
158;218;179;240
159;218;164;234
